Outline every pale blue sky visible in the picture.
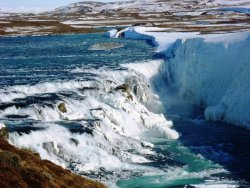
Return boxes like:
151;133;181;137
0;0;119;12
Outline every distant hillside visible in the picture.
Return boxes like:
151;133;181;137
0;0;250;36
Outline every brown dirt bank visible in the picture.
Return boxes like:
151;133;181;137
0;133;106;188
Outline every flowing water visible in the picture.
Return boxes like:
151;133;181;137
0;34;249;187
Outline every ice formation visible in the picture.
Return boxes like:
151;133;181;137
104;29;118;38
118;26;250;127
4;66;178;182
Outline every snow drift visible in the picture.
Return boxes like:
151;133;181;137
119;27;250;128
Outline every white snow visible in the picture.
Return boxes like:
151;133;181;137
173;12;203;16
120;26;250;51
122;60;163;80
0;21;10;24
5;26;55;34
104;29;118;38
119;26;250;127
203;30;250;47
55;0;250;16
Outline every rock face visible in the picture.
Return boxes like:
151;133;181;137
0;124;8;141
0;126;106;188
115;84;130;93
58;102;67;113
116;84;133;101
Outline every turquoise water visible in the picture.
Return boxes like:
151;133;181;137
0;34;249;187
117;107;250;187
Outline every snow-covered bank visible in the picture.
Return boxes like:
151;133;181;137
117;27;250;128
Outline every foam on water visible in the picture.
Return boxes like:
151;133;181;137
4;63;178;185
0;80;92;103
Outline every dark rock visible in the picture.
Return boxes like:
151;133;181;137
78;6;93;13
132;23;147;26
5;115;29;119
99;167;106;172
164;11;171;15
201;11;208;15
70;138;79;146
100;9;117;15
115;84;133;101
58;102;67;113
119;31;125;38
0;125;9;141
115;84;130;93
127;93;133;101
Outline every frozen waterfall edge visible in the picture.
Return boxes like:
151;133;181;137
120;27;250;128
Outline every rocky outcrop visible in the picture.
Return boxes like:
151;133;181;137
0;123;8;141
115;84;133;101
115;83;130;93
0;125;106;188
58;102;67;113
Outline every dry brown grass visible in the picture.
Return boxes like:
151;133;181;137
0;139;106;188
0;20;104;36
0;30;6;35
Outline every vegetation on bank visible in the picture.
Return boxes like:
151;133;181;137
0;126;106;188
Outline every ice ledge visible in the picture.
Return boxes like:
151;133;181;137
110;26;250;128
111;26;250;51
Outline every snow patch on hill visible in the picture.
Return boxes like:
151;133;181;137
54;0;250;15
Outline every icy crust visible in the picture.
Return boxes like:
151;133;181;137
5;66;178;181
104;29;117;38
117;26;249;51
119;27;250;127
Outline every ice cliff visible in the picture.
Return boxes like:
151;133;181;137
119;27;250;128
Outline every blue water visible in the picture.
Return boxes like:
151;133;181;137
0;34;250;187
0;34;155;86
